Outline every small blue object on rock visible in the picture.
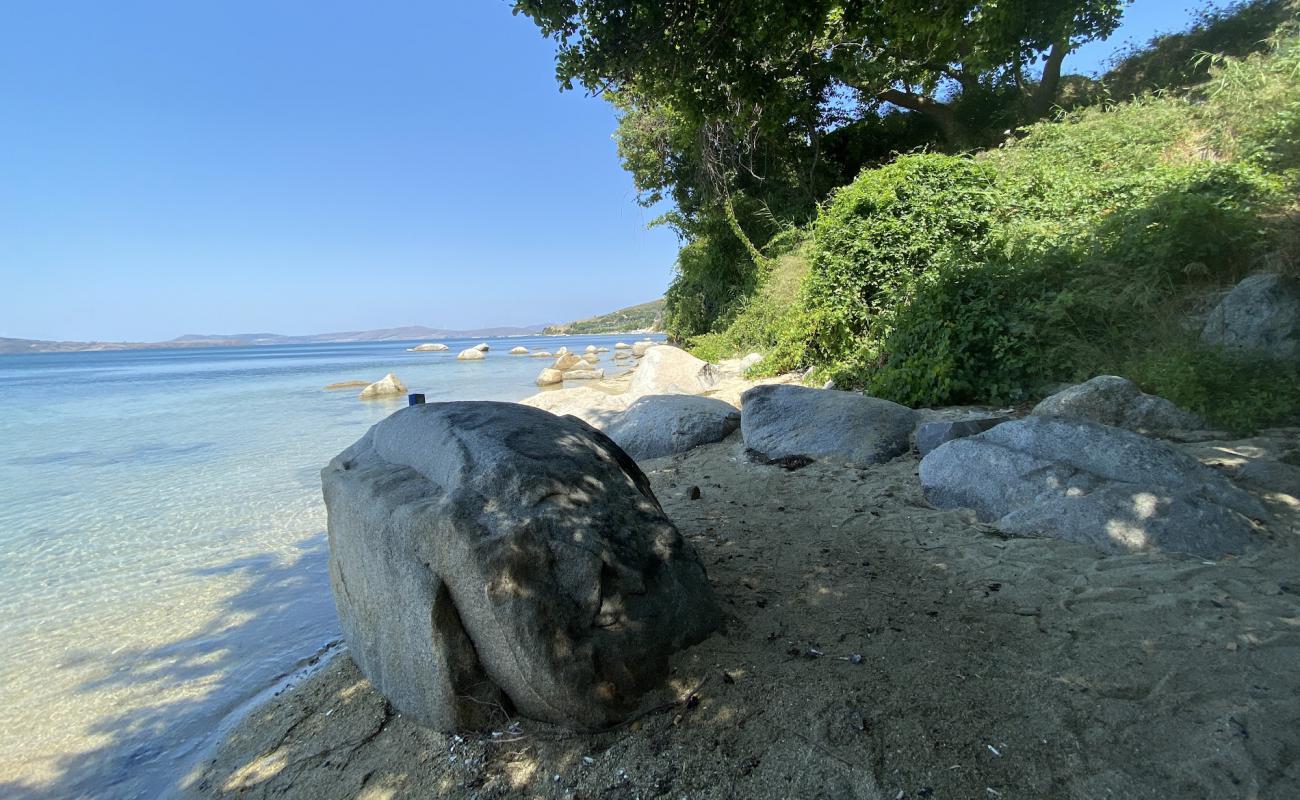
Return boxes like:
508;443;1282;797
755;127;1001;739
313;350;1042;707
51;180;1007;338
408;393;425;406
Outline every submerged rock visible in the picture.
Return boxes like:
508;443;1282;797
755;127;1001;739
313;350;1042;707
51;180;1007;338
741;385;917;467
604;395;741;461
358;373;406;399
509;346;529;355
919;416;1265;558
1032;375;1202;432
323;402;721;731
325;380;370;391
627;346;719;397
407;343;448;352
1202;274;1300;360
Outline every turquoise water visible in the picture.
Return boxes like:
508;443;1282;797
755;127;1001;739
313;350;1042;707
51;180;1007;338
0;335;659;799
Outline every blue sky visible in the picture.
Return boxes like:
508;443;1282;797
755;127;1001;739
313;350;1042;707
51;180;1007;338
1;1;1217;341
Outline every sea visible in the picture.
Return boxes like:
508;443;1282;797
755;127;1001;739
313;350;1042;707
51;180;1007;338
0;333;661;799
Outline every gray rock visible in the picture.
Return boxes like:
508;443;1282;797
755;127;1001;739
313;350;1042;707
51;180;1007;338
919;416;1265;558
1032;375;1203;432
1202;274;1300;360
323;402;721;731
741;385;918;467
1234;459;1300;500
915;418;1007;456
603;395;741;461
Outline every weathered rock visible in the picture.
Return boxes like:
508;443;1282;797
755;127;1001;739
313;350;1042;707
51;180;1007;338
919;416;1265;558
596;347;610;353
554;353;583;371
615;342;631;350
407;343;448;352
1202;274;1300;360
915;418;1007;456
614;351;634;360
604;395;741;461
509;346;529;355
564;369;605;381
518;387;628;428
631;341;655;357
741;385;918;467
456;347;485;361
585;345;598;353
1234;459;1300;501
535;368;563;386
1032;376;1203;432
582;353;600;363
474;343;490;352
739;352;763;371
627;346;719;398
530;351;553;358
358;373;407;399
323;402;721;731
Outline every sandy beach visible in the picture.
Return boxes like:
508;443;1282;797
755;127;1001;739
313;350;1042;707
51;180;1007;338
179;378;1300;799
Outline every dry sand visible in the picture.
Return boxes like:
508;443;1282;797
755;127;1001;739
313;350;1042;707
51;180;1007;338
181;422;1300;800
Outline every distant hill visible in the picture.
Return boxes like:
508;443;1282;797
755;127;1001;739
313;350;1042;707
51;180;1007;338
0;323;551;355
543;299;665;335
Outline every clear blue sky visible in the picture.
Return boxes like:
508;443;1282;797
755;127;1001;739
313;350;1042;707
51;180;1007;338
0;0;1217;341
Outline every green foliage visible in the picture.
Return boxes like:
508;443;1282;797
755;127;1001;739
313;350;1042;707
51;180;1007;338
688;242;813;366
1101;0;1296;99
1125;343;1300;433
543;299;665;335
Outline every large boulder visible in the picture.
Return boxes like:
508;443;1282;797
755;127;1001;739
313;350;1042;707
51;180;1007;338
919;416;1265;558
1202;274;1300;360
604;395;741;461
554;353;583;371
518;386;629;428
1031;376;1202;432
358;373;406;399
323;402;721;731
627;346;720;398
407;343;448;352
535;368;563;387
509;346;529;355
456;347;485;361
741;385;918;467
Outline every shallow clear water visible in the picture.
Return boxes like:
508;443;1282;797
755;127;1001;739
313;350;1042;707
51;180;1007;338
0;334;658;799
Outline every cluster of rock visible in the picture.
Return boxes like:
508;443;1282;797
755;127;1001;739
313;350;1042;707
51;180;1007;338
324;402;721;731
534;339;658;386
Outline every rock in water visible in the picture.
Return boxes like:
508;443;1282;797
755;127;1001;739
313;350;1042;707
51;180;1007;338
474;342;491;352
553;353;583;371
631;341;655;357
919;416;1265;558
604;395;741;461
407;343;448;352
614;342;631;350
323;402;721;731
585;345;598;353
358;373;406;399
563;369;605;381
627;346;720;397
535;368;563;386
1032;375;1203;432
456;347;485;360
741;385;917;467
509;346;529;355
1202;274;1300;360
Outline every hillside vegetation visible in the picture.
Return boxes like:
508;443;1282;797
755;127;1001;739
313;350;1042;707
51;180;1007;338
543;298;665;335
680;9;1300;431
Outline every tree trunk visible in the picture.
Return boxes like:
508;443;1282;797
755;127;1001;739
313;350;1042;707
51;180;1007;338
1029;41;1069;119
876;88;964;145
